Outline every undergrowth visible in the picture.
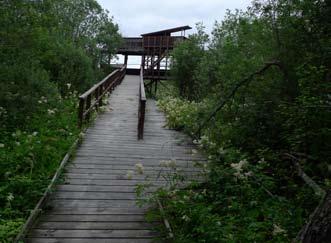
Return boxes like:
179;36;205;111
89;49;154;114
141;81;326;243
0;90;81;241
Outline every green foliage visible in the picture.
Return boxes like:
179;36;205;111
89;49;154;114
171;23;209;100
0;92;80;242
45;43;95;93
157;97;202;133
155;95;321;242
153;0;330;242
169;0;330;172
0;219;24;242
0;0;122;241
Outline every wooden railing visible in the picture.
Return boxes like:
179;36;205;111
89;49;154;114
138;66;146;140
78;65;126;127
118;38;143;51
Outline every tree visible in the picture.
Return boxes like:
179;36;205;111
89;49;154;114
171;23;208;100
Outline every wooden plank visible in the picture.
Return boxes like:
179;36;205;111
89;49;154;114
65;168;201;175
48;199;144;208
73;156;204;163
28;229;157;238
38;214;150;222
74;154;205;161
25;238;154;243
56;185;157;193
33;221;153;230
63;173;202;180
45;208;148;215
51;191;139;200
62;173;167;181
66;164;200;171
63;178;164;186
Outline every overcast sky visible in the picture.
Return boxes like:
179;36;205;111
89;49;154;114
97;0;252;37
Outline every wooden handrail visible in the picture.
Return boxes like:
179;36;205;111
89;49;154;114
138;66;146;139
78;65;126;127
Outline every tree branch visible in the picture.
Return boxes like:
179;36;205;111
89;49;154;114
284;153;326;198
196;61;283;136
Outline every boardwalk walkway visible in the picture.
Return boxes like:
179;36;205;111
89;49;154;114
25;75;205;242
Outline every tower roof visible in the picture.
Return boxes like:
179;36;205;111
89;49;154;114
141;25;191;36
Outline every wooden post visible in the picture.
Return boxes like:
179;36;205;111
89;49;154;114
142;55;146;70
124;55;128;65
138;66;146;140
98;85;103;107
155;79;158;95
138;99;146;140
85;95;92;122
95;87;100;111
78;98;85;128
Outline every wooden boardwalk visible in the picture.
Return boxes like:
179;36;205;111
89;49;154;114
25;75;206;243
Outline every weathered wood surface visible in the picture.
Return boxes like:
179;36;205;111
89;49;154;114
26;75;206;242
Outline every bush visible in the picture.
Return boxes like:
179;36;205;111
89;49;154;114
150;0;330;241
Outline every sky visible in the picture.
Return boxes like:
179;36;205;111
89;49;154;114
97;0;252;66
97;0;252;37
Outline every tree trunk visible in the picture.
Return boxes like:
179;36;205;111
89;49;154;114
297;190;331;243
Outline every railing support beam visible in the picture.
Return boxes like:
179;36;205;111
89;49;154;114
138;66;147;140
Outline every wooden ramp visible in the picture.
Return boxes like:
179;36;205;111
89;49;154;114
25;75;206;242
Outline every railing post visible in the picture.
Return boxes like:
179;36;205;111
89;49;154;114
98;85;103;107
138;99;146;140
78;98;85;128
95;87;100;111
138;66;146;140
85;95;92;122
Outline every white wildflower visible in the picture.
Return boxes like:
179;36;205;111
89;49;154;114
47;109;55;115
32;132;38;136
244;171;253;177
66;83;72;89
230;159;248;171
202;189;207;195
0;143;4;148
40;96;48;103
273;224;286;235
135;163;144;175
160;160;168;167
0;107;7;116
7;193;14;201
181;215;190;222
15;142;20;146
230;159;249;179
218;147;226;155
126;170;134;180
160;159;176;168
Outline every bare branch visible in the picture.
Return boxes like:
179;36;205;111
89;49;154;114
196;61;284;136
284;153;326;198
